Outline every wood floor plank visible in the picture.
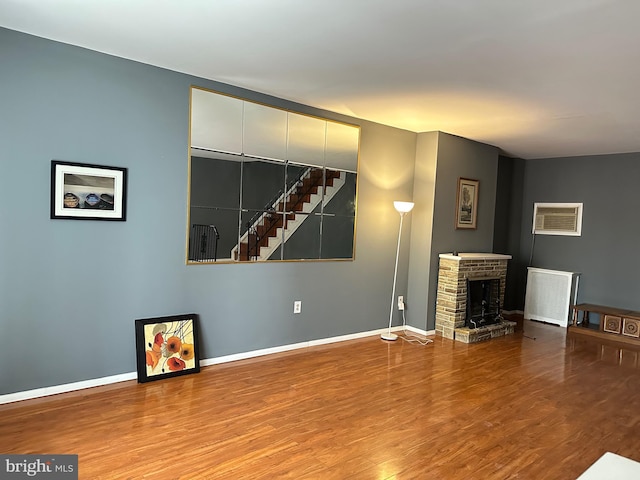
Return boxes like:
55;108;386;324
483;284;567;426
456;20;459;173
1;320;639;479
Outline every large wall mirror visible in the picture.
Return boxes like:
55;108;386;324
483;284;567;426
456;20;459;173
187;86;360;263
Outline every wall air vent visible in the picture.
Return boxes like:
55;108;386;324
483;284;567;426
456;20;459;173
533;203;583;236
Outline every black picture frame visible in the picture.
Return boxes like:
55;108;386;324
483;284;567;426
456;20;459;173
455;177;479;229
134;314;200;383
50;160;128;221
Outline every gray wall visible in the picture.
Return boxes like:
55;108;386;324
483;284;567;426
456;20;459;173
494;155;525;311
407;132;501;331
407;132;438;331
517;152;640;311
426;133;500;329
358;122;418;330
0;28;417;395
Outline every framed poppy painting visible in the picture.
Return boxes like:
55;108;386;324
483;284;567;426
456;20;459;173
135;314;200;383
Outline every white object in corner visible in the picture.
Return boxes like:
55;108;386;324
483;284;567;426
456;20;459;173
577;452;640;479
524;267;580;327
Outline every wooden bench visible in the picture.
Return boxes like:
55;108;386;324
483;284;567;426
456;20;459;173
570;303;640;346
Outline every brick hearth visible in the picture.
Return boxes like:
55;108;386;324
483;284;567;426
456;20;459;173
435;253;515;343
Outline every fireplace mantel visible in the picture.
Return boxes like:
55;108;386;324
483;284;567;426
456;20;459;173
439;253;512;261
435;253;515;343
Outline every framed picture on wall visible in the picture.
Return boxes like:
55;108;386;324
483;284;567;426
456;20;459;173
50;160;127;221
455;177;479;229
134;314;200;383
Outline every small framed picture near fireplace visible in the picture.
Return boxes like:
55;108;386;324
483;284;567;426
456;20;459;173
50;160;127;221
455;177;479;229
135;313;200;383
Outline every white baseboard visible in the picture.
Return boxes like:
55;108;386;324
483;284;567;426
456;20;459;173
200;326;400;367
0;372;138;405
403;325;435;337
1;326;429;405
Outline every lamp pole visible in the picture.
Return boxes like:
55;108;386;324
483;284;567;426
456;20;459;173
382;201;414;341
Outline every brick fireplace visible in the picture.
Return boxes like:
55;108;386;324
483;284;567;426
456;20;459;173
435;253;516;343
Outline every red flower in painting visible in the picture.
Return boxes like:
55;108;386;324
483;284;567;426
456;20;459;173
167;357;185;371
154;332;164;347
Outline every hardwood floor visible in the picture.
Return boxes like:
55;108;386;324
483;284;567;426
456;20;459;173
1;320;639;479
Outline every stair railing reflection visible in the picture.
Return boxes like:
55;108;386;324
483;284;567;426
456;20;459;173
190;224;219;262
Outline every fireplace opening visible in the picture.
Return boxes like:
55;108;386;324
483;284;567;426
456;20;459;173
466;278;502;329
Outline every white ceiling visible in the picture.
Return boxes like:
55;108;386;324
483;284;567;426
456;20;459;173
2;0;639;159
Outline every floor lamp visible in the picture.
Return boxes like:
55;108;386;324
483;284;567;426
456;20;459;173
381;201;415;341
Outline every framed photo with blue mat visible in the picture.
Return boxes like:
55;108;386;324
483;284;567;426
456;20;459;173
135;313;200;383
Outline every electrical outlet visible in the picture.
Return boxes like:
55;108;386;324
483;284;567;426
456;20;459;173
398;296;405;311
294;301;302;314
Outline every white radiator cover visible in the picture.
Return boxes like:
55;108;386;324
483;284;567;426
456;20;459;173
524;267;579;327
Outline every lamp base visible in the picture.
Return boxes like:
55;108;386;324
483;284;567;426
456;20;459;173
381;332;398;341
